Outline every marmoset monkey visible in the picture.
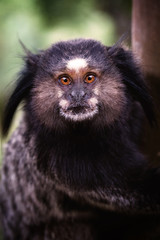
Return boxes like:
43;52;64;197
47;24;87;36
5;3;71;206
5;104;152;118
1;39;160;240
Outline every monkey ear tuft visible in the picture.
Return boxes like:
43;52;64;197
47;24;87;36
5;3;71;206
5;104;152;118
107;46;157;127
2;70;33;136
19;40;41;68
2;45;41;136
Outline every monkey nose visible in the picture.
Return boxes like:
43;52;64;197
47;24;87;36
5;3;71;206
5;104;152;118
70;90;86;101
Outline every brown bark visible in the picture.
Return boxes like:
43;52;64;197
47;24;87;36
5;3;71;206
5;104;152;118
132;0;160;164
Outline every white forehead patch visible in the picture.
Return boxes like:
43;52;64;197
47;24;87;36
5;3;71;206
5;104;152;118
66;58;88;72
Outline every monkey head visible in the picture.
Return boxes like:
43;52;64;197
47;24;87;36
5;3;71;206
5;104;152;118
2;39;155;135
31;39;127;129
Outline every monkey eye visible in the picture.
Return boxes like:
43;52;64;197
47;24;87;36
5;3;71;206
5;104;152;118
59;76;72;86
84;74;96;84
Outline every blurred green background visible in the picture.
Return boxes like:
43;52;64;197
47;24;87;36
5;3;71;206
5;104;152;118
0;0;132;164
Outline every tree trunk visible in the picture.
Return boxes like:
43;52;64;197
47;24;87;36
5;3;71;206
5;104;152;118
132;0;160;164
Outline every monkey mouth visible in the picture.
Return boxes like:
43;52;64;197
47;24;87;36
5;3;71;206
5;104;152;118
68;105;88;114
59;105;98;121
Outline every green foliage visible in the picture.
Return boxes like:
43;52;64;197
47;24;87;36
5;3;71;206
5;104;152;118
36;0;95;26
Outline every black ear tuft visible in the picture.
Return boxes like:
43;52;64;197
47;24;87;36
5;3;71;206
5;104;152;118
2;70;33;136
19;40;40;68
107;46;156;127
2;46;40;136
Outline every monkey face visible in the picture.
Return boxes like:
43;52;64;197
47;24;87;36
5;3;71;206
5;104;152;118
54;58;100;122
55;57;126;125
31;47;126;128
31;61;99;127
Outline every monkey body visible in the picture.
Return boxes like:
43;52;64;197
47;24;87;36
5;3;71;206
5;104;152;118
1;39;160;239
1;116;160;240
